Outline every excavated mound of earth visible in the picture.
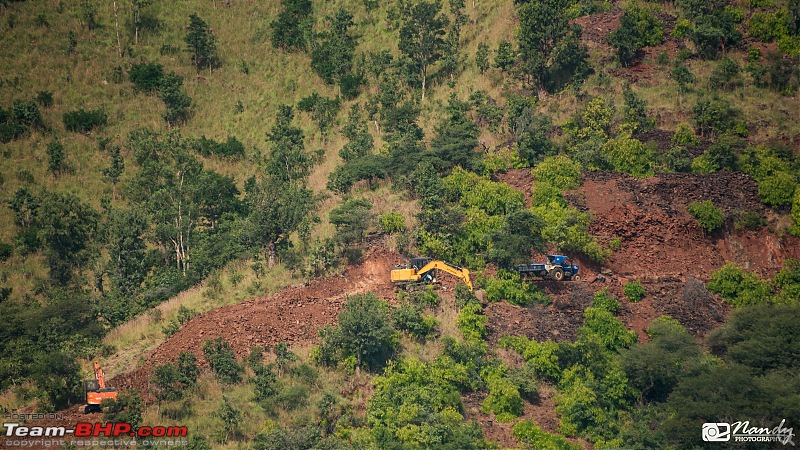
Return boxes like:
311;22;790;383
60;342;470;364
112;247;403;394
494;169;799;341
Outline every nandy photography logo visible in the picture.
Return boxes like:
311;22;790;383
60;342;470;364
703;420;795;445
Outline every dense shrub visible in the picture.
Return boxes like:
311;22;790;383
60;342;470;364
458;301;487;342
129;62;165;93
484;270;549;307
623;281;646;302
609;4;665;65
391;301;438;340
63;108;107;133
481;365;524;421
202;337;243;384
692;98;745;137
514;421;582;450
191;136;245;158
379;211;405;234
532;155;582;190
707;262;772;306
326;154;388;194
686;200;724;233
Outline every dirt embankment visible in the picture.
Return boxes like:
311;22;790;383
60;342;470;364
493;169;798;343
111;248;403;393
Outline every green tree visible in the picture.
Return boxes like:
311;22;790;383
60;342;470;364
270;0;313;52
476;41;490;73
203;337;242;384
398;0;450;100
38;190;99;284
158;72;192;125
132;0;152;45
622;317;708;402
185;14;219;72
329;198;374;247
126;130;201;274
215;396;242;443
311;9;357;90
622;85;655;134
494;40;515;70
103;206;148;298
102;145;124;197
246;177;315;267
46;139;65;175
609;4;665;66
427;95;480;172
318;293;399;371
266;105;313;182
517;0;590;92
672;65;696;94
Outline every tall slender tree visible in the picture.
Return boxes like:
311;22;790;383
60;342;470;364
185;14;219;73
398;0;449;100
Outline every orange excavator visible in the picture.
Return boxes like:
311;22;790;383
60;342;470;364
84;362;118;413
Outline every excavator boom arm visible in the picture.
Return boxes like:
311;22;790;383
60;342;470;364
417;260;473;291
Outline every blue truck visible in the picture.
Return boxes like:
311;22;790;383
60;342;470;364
515;254;580;281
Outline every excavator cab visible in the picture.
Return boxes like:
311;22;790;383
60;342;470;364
84;362;118;413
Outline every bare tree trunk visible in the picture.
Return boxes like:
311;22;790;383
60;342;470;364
113;1;122;58
421;69;427;101
135;10;139;46
268;242;276;267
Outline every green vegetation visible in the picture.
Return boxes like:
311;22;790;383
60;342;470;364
687;200;725;233
623;281;646;303
1;0;799;446
316;293;399;371
610;3;665;66
707;262;772;306
203;337;243;384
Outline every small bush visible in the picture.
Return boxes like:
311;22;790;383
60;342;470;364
624;281;646;302
733;211;766;230
379;211;405;234
129;62;165;93
391;302;437;340
458;301;487;342
593;289;620;312
202;337;242;384
0;242;12;261
687;200;725;233
36;91;54;108
758;171;797;207
709;57;742;90
63;108;107;133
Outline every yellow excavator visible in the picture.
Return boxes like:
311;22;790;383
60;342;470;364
391;257;473;291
